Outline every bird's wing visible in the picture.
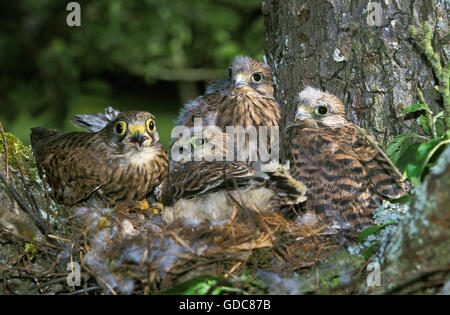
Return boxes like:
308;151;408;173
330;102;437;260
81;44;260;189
30;129;107;205
162;161;256;205
281;126;376;229
71;106;120;132
345;125;411;199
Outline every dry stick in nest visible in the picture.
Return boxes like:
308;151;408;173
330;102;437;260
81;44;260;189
8;144;46;228
0;170;48;236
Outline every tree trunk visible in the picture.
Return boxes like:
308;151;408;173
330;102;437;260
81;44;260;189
373;146;450;294
263;0;450;294
263;0;448;146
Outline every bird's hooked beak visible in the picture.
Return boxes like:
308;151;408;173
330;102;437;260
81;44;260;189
126;125;151;150
294;108;312;121
294;106;316;128
233;73;249;88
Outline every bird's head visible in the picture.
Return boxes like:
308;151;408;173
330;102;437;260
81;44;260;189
293;87;348;129
102;111;160;153
227;56;274;97
171;125;228;164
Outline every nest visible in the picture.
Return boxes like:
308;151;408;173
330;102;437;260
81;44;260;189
67;198;348;294
0;131;353;294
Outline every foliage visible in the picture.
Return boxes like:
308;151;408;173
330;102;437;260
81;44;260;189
409;23;450;130
386;22;449;187
0;0;264;145
357;222;397;244
154;270;266;295
387;102;449;186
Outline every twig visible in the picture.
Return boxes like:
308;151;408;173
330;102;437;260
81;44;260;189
382;266;450;295
0;169;48;235
222;163;258;229
47;234;73;243
8;146;45;226
0;225;58;249
66;286;101;295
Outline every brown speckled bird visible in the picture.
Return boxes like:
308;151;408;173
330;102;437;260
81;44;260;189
170;124;228;169
281;87;410;232
175;56;281;163
31;111;169;209
162;129;306;225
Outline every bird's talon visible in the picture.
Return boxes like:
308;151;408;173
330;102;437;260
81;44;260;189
137;199;150;210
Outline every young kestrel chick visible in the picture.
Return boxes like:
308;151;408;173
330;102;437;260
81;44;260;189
162;128;306;225
31;111;169;208
170;124;228;168
281;87;410;232
175;56;281;163
161;160;306;225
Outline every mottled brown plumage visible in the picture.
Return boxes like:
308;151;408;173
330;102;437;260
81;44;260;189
162;129;306;225
281;87;410;232
31;111;169;208
175;56;281;163
162;161;306;225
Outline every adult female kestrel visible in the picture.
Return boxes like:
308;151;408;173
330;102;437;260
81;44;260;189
31;111;169;209
175;56;281;164
281;87;410;232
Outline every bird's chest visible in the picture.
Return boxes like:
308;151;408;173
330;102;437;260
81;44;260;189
216;95;273;128
100;149;161;201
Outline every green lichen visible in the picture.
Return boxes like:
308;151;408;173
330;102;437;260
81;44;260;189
409;22;450;130
0;132;38;179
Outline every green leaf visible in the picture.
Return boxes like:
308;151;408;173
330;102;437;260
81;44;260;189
363;242;381;260
357;222;397;243
154;275;223;295
403;103;429;114
396;142;421;172
154;274;244;295
386;133;427;165
419;115;432;135
434;113;446;137
389;194;411;204
405;137;450;184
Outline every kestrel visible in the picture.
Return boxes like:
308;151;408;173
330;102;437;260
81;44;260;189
281;87;410;232
175;56;281;164
31;111;169;209
170;124;228;168
162;129;306;224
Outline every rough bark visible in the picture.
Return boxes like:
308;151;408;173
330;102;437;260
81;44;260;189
263;0;449;146
372;146;450;294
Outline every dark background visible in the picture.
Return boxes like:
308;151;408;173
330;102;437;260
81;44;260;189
0;0;264;146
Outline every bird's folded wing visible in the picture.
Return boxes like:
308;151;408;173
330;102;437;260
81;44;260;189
349;126;411;199
162;161;256;205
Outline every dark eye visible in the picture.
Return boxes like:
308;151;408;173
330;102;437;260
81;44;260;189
146;119;155;132
252;73;263;83
315;106;329;116
114;121;127;136
192;137;206;148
